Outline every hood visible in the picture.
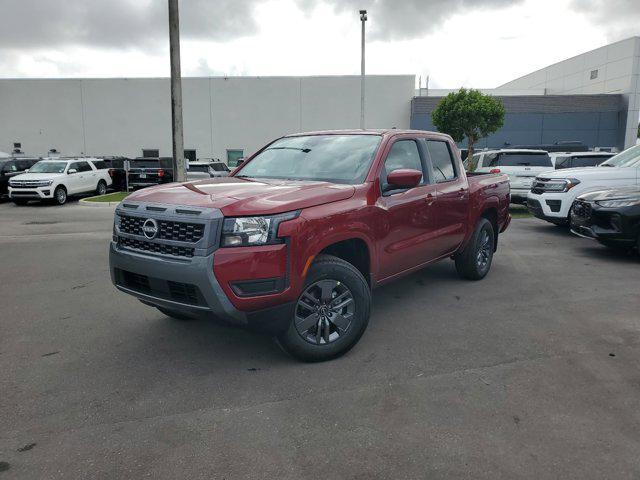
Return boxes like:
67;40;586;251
10;172;65;181
537;166;636;180
577;186;640;202
126;177;356;216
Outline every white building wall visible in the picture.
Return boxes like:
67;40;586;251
498;37;640;148
0;75;414;160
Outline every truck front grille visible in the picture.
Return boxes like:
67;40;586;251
119;215;205;242
118;237;195;258
571;200;591;219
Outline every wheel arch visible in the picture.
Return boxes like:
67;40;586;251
314;236;373;287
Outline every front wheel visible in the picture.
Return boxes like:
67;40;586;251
276;254;371;362
53;186;67;205
455;217;495;280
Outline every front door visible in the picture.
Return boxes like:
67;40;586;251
376;137;440;280
425;139;469;257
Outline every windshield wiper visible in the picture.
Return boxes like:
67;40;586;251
267;147;311;153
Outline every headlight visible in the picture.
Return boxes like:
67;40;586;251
221;211;299;247
539;178;581;192
38;180;54;187
596;198;640;208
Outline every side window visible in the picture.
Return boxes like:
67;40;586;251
15;160;29;171
92;160;107;170
555;156;570;169
68;162;80;173
7;161;18;172
427;140;457;183
381;140;424;189
77;161;92;172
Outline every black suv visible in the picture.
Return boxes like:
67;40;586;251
0;157;41;199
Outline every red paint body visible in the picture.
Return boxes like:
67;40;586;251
127;130;511;313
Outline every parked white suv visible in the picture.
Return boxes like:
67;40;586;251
8;158;112;205
527;145;640;225
467;149;554;203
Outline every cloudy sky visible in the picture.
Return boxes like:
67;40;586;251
0;0;638;88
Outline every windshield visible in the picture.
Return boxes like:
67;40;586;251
488;152;552;167
599;145;640;168
29;161;67;173
236;135;382;184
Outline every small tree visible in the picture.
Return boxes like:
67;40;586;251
432;88;505;171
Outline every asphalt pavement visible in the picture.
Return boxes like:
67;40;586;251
1;200;639;479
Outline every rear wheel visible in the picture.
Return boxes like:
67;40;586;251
54;186;67;205
96;180;107;196
276;254;371;362
455;217;495;280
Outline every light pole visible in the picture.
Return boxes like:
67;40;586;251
168;0;186;182
359;9;367;130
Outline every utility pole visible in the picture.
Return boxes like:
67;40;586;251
168;0;186;182
359;9;367;130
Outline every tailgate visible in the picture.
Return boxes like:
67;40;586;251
128;168;165;185
499;167;553;189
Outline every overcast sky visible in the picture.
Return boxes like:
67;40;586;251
0;0;638;88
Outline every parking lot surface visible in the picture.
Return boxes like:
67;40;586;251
1;202;639;479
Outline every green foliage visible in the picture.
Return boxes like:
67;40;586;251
431;88;505;153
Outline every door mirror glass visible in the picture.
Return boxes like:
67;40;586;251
68;168;77;174
386;169;422;190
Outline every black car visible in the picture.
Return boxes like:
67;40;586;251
0;157;41;198
128;157;174;188
96;156;129;191
570;187;640;251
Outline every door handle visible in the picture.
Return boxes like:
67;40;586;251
424;193;435;206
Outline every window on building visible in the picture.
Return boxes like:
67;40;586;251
227;149;244;167
427;140;456;183
184;149;197;162
142;149;159;158
590;69;598;80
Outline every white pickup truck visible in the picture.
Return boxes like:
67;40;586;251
467;149;554;204
8;158;112;205
527;145;640;225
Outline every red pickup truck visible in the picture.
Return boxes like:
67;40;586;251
109;130;510;361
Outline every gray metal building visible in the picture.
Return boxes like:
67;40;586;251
411;94;627;149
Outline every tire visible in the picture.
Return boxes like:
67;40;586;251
53;186;67;205
11;199;28;206
157;307;197;321
276;254;371;362
455;217;495;280
96;180;107;196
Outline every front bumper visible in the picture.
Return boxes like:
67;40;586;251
8;186;53;199
527;192;570;224
110;242;247;323
570;201;638;245
509;188;531;203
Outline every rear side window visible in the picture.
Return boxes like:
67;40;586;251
489;152;552;167
91;160;108;170
427;140;456;182
381;140;424;188
570;155;611;168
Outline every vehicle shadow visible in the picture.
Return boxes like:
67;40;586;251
576;245;640;263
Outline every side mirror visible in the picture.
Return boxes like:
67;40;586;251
385;169;422;190
68;168;77;174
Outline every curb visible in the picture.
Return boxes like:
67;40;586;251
79;198;121;207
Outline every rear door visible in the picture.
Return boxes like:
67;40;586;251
376;136;440;279
426;139;469;256
75;161;94;191
486;152;553;189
